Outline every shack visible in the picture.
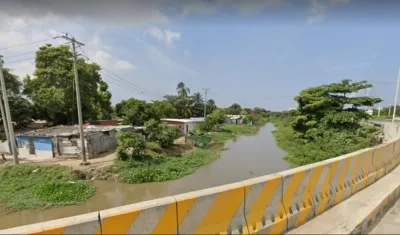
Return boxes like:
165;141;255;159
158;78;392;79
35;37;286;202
15;125;139;159
225;115;245;125
161;118;204;135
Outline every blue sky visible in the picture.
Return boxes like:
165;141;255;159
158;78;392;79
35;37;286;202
1;0;400;111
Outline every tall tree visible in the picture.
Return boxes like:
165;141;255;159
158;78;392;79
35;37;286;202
206;99;217;114
23;44;112;124
226;103;242;115
191;92;204;117
292;79;381;139
176;81;190;98
0;68;33;127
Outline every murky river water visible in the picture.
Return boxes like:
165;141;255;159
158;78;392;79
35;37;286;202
0;123;290;229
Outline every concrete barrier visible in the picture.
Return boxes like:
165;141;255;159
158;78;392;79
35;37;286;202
372;142;394;179
241;174;286;234
385;142;397;173
174;182;247;234
326;153;357;206
0;211;100;234
280;163;324;231
394;139;400;165
360;148;376;186
97;196;178;234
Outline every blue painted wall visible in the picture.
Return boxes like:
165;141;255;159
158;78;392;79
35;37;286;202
16;136;53;151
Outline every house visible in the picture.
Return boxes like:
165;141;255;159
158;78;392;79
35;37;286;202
225;115;245;125
15;125;138;159
161;118;205;135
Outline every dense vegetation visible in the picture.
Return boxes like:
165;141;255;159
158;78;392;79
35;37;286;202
0;164;95;211
271;79;382;165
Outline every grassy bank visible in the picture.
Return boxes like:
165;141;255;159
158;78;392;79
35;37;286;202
93;124;263;184
0;164;95;211
210;124;259;143
94;149;218;183
270;116;380;166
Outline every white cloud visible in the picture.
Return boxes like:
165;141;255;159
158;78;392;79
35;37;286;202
144;27;181;48
307;0;353;24
1;0;169;26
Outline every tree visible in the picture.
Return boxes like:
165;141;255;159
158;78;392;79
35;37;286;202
117;98;151;126
191;92;204;117
150;100;177;119
226;103;242;115
116;132;146;161
0;68;34;127
292;79;381;140
23;44;112;124
176;81;190;98
144;119;180;147
206;99;217;114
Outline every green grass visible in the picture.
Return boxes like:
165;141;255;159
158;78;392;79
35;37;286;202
95;149;218;184
0;164;96;211
210;124;259;143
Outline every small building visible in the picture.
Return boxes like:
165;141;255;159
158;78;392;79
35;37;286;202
225;115;245;125
161;118;204;135
15;125;138;159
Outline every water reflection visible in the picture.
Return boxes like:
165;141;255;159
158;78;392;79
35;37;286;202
0;123;290;229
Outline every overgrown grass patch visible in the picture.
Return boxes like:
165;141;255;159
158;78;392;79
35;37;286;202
0;164;96;211
95;149;218;184
210;124;258;143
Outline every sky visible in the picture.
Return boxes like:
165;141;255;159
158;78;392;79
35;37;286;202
0;0;400;111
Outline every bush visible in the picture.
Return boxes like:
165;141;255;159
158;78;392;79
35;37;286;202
146;141;162;153
116;132;146;161
199;109;226;132
145;119;180;147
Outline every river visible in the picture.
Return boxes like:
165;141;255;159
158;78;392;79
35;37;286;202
0;123;290;229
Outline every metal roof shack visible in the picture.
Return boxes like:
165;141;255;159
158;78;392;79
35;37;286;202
161;118;205;123
15;125;140;137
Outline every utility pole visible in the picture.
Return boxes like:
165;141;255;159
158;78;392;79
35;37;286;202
392;68;400;123
0;97;11;152
203;88;210;118
57;34;88;164
364;88;371;111
378;102;381;117
0;57;18;164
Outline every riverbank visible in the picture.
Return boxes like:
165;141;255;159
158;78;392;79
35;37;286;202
0;124;289;229
270;116;381;166
0;164;95;212
0;123;264;212
90;123;262;183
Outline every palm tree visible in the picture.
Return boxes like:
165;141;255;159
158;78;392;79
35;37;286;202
176;82;190;98
181;98;195;118
206;99;217;114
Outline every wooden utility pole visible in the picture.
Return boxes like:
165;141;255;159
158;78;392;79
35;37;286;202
57;34;88;164
0;56;18;164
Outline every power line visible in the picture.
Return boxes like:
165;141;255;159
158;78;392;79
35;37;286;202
0;38;54;51
78;48;164;99
4;57;35;64
4;51;36;59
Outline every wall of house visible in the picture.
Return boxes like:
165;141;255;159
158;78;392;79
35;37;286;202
86;130;118;158
0;140;10;154
16;136;54;158
56;136;88;158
